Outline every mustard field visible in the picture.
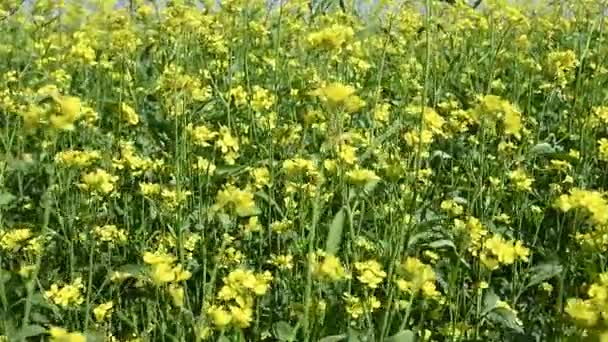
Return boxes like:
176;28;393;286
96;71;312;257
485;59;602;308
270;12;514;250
1;0;608;341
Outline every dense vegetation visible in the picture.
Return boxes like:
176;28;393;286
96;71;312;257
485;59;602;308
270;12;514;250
1;0;608;341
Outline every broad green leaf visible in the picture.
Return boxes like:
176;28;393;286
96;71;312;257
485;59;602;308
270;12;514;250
318;334;347;342
0;191;16;208
526;262;562;289
13;324;47;340
386;330;415;342
325;208;345;255
482;291;500;316
487;307;524;333
427;239;456;250
530;142;556;155
274;321;297;341
347;327;365;342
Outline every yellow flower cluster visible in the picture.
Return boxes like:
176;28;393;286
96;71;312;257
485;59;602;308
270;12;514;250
49;327;87;342
212;184;258;217
566;273;608;332
54;150;100;168
208;268;272;329
311;251;349;282
557;188;608;225
143;252;190;283
395;257;440;298
45;277;85;308
473;95;523;139
78;168;119;195
354;260;386;289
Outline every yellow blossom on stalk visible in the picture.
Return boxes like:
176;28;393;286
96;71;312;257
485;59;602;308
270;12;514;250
168;284;185;307
216;126;240;164
92;225;127;244
250;85;275;112
557;188;608;225
311;82;356;105
598;138;608;161
312;252;348;282
343;293;381;319
354;260;386;289
50;95;82;131
139;182;162;197
508;168;534;192
307;24;354;50
79;169;119;195
338;143;357;165
229;304;253;328
546;49;578;87
93;301;114;322
270;254;294;270
48;327;87;342
120;103;139;126
207;305;232;328
566;298;598;326
187;124;218;147
395;257;439;297
212;184;258;217
54;150;101;168
373;103;391;124
474;95;523;139
346;167;380;185
0;228;33;251
192;156;216;175
440;199;464;216
45;277;85;308
251;166;270;189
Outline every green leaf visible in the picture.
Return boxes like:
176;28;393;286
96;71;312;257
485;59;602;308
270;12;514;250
482;291;500;316
427;239;456;250
13;324;47;340
273;321;298;341
347;327;365;342
325;208;345;255
530;142;556;155
526;262;562;289
386;330;415;342
0;191;16;208
318;334;347;342
487;307;524;333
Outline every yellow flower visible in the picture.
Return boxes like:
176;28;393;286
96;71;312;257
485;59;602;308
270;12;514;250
229;304;253;328
54;150;101;168
207;305;232;328
565;298;598;326
93;301;114;322
50;95;82;130
212;184;258;217
598;138;608;161
120;103;140;126
346;167;380;185
168;284;185;307
49;327;87;342
44;277;85;308
313;253;348;282
251;167;271;189
307;24;354;50
354;260;386;289
79;169;119;195
143;251;176;265
0;228;33;251
508;168;534;192
150;262;176;284
311;82;356;105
